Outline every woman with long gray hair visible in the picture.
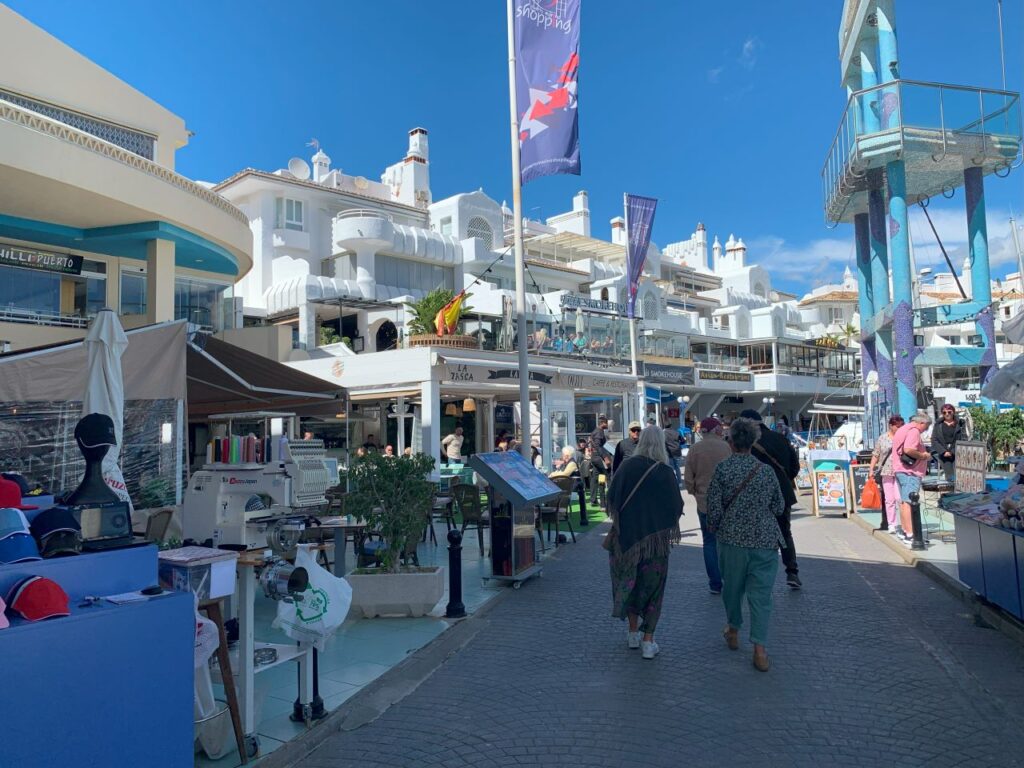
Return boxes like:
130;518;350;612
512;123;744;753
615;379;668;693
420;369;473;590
605;425;683;660
706;418;785;672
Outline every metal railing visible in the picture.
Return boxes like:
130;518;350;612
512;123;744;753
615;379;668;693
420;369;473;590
0;306;89;328
334;209;393;222
822;79;1021;223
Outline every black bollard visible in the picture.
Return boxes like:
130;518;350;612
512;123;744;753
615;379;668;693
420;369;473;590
908;491;926;551
446;529;466;619
292;646;326;722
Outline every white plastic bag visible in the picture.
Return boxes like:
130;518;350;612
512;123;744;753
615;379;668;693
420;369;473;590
273;545;352;651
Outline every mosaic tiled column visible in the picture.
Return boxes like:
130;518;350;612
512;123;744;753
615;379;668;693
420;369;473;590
887;160;918;418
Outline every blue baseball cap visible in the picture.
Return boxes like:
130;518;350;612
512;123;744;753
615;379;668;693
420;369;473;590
0;532;41;564
0;508;30;541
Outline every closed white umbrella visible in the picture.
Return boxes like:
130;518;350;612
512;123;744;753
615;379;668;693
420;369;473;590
981;353;1024;405
82;309;132;510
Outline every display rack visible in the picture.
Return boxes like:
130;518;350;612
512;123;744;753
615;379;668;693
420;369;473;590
470;451;560;588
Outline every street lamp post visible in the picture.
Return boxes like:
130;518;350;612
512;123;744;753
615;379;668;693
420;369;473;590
762;396;776;424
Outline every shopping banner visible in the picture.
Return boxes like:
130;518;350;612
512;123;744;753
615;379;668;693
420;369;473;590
625;194;658;318
514;0;581;184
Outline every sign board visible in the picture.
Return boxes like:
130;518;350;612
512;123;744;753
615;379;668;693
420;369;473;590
469;451;560;509
796;463;812;490
954;440;988;494
850;465;873;510
559;293;625;316
441;362;634;393
697;370;752;384
815;470;849;510
641;361;695;386
0;242;83;275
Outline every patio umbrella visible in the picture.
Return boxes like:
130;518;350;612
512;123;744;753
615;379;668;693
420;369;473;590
82;309;132;509
981;353;1024;405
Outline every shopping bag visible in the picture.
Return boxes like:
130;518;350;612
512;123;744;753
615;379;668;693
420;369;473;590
273;545;352;650
860;477;882;510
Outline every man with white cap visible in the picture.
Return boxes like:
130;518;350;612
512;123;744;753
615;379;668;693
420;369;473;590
684;418;733;594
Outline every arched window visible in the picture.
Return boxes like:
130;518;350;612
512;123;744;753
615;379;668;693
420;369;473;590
466;217;494;251
642;293;659;321
376;320;398;351
753;282;766;298
600;287;609;301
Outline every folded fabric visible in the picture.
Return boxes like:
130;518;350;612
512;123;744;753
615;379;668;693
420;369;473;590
0;507;30;541
0;532;41;564
6;576;70;621
0;597;8;629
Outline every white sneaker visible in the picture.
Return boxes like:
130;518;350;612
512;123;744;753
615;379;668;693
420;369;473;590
627;631;641;649
641;640;660;659
888;527;899;536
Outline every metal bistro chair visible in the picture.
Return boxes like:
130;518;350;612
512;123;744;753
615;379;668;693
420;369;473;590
452;483;489;554
538;477;576;546
134;508;173;543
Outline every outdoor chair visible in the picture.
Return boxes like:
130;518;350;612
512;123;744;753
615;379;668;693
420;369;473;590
134;508;173;543
537;477;575;546
452;483;489;554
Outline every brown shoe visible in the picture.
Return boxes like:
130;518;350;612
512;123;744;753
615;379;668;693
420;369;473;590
752;649;770;672
722;627;739;651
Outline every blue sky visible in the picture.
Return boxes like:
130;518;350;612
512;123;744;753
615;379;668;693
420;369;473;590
9;0;1023;295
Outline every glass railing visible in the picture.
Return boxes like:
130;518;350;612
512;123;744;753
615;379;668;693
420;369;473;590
822;80;1021;222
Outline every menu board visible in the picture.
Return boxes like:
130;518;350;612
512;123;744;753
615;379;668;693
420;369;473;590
796;463;812;490
469;451;561;509
815;470;849;510
851;465;873;510
954;440;988;494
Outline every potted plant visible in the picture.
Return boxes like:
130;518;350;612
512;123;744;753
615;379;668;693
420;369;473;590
343;451;444;617
405;287;476;349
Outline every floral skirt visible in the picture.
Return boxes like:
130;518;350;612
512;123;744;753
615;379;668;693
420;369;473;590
609;553;670;633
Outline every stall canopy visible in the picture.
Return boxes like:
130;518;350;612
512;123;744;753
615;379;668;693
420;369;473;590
187;335;345;419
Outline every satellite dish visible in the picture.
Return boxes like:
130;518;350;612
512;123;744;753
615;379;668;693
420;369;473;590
288;157;311;180
354;176;369;190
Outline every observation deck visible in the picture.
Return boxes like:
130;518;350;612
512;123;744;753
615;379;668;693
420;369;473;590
822;80;1021;225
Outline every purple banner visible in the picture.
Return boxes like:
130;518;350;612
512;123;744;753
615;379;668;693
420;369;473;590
514;0;580;184
625;194;658;318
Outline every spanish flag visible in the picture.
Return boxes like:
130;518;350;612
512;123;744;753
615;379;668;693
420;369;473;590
434;291;466;336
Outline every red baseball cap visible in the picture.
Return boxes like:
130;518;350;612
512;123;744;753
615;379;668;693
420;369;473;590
0;477;38;511
6;576;69;621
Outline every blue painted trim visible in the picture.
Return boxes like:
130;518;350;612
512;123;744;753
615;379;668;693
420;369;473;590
915;347;989;367
0;214;239;276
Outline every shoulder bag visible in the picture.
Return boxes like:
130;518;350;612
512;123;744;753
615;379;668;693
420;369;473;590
602;461;661;551
708;463;761;534
752;440;797;490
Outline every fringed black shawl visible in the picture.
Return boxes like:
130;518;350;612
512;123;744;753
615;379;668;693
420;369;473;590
607;455;683;568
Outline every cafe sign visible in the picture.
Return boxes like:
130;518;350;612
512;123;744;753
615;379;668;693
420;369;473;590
0;243;83;276
441;362;634;393
559;293;625;316
641;362;695;386
698;369;753;384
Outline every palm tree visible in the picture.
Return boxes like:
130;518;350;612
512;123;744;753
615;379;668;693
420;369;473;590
840;322;858;347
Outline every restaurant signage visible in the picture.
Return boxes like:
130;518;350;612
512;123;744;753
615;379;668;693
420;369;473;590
441;361;634;393
698;370;753;384
559;293;625;316
0;243;82;275
826;377;855;388
641;362;695;386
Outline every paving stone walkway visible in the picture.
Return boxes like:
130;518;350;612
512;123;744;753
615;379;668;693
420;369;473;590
297;505;1024;767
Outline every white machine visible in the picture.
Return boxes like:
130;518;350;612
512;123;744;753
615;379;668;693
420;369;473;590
183;412;334;549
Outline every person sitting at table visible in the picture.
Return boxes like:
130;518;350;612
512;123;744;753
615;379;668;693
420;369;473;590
549;445;588;525
383;445;395;458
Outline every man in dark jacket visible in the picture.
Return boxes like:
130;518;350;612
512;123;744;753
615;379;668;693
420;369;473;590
613;421;643;472
664;426;683;487
740;408;802;589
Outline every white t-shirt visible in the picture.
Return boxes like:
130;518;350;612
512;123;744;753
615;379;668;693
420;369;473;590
442;433;464;460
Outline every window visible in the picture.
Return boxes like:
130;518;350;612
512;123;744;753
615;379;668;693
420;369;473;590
120;271;147;316
828;306;844;323
641;293;659;321
947;335;961;345
320;257;335;278
439;217;453;236
0;265;60;315
374;255;454;292
466;217;494;251
275;198;304;231
175;277;230;330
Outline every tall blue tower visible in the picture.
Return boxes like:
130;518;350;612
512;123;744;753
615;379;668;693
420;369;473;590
824;0;1021;429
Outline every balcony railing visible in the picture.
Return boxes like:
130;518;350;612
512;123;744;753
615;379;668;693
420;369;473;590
0;306;89;328
822;79;1021;224
334;209;393;222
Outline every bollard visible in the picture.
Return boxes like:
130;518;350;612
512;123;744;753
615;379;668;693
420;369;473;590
292;647;326;722
908;491;926;551
446;529;467;619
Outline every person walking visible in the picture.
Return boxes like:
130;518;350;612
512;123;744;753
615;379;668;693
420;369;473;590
740;408;802;589
612;421;642;472
706;418;785;672
606;426;683;660
892;413;933;545
931;405;966;481
441;427;464;465
684;417;733;594
869;415;905;534
664;425;683;487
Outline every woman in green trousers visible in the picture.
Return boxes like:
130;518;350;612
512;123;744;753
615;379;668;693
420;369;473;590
706;417;785;672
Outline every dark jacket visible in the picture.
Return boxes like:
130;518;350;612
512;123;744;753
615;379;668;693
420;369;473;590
751;423;800;508
664;429;682;458
612;437;638;473
931;419;966;460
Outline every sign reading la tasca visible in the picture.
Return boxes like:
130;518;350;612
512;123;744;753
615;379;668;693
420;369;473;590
0;243;83;275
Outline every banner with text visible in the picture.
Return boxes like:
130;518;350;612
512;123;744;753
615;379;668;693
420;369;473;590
515;0;581;184
625;194;658;318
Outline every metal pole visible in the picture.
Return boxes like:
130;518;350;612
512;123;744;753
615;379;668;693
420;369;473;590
445;529;466;618
997;0;1007;92
507;0;532;460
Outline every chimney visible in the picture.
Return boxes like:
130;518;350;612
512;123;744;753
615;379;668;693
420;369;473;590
407;127;429;161
311;148;331;183
573;190;589;212
610;216;625;245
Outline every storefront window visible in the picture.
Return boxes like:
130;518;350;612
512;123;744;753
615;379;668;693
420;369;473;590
0;265;61;316
120;271;147;316
175;277;232;330
575;395;624;439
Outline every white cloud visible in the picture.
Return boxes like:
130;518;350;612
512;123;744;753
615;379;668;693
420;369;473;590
738;36;760;70
707;66;724;84
746;235;853;291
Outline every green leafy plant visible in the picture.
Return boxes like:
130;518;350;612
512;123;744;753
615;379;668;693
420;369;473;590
839;322;858;346
345;452;436;573
967;406;1024;462
319;326;341;346
137;477;173;509
404;288;472;335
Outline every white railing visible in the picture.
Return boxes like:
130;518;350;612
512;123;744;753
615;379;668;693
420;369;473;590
0;100;249;226
0;306;89;328
334;209;393;222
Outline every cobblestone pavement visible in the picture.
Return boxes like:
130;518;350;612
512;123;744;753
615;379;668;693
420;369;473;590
298;505;1024;768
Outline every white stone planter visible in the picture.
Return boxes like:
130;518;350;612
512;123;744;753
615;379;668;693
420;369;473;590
347;566;445;618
